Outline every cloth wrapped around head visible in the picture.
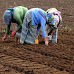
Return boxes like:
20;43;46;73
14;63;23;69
46;8;58;13
46;8;62;28
47;13;55;26
3;9;12;25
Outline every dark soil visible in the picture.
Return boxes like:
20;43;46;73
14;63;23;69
0;0;74;74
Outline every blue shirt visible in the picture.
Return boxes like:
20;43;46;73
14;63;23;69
31;8;47;38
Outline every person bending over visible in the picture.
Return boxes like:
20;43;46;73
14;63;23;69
2;6;28;42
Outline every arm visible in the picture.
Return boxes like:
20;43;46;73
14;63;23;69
37;24;41;35
45;24;49;37
41;21;48;46
2;24;11;41
16;18;22;32
5;24;11;35
36;24;41;40
49;27;56;38
12;17;22;36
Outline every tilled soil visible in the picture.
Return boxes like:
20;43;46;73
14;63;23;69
0;30;74;74
0;0;74;74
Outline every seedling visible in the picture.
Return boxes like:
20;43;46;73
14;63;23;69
14;2;16;5
3;29;6;32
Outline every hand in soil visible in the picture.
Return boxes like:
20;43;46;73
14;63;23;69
2;35;7;41
45;40;48;46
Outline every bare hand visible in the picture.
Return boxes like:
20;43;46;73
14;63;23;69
44;37;48;46
36;35;38;39
2;35;7;41
45;40;48;46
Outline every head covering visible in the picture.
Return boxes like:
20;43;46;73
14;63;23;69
53;11;62;21
46;8;58;13
3;9;12;25
46;8;62;28
47;12;55;26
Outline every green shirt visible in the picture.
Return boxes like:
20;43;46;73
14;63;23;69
6;6;28;35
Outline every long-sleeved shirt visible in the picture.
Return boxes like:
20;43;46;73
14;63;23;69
5;6;28;35
30;8;48;38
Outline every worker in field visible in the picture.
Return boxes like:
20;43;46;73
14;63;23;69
20;8;55;46
45;8;62;43
2;6;28;42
